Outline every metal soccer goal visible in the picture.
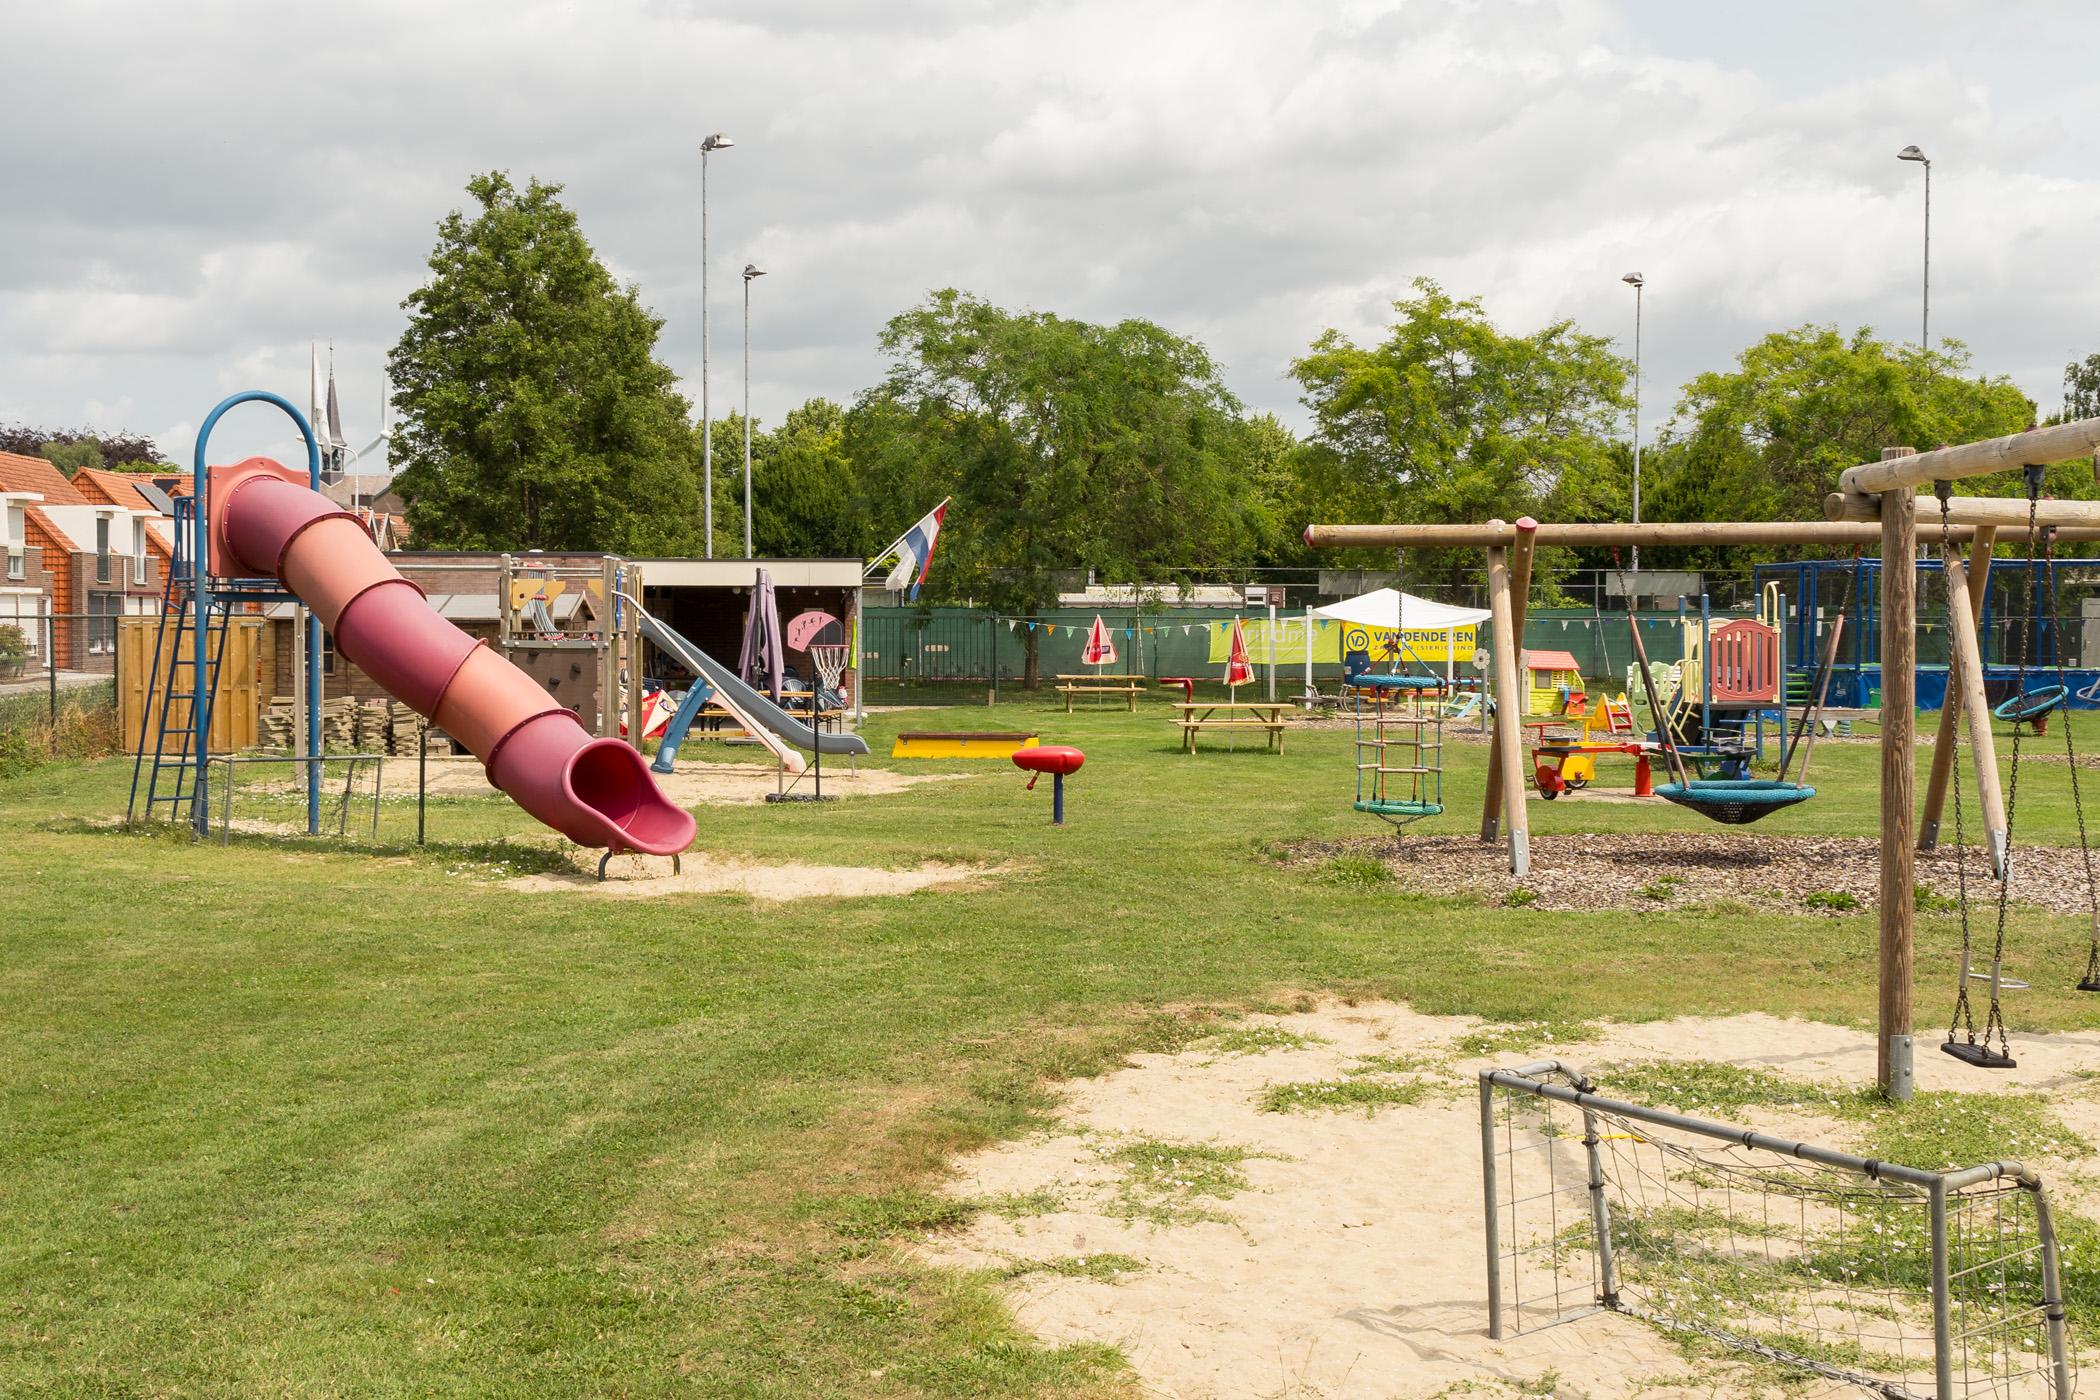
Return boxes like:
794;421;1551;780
1480;1061;2075;1399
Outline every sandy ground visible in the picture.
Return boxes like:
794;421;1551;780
507;852;1002;901
920;1002;2100;1399
259;756;966;806
1284;831;2100;915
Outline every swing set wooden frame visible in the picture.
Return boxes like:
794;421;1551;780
1305;414;2100;1098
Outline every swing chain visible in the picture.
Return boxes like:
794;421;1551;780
1975;472;2050;1060
2037;503;2100;988
1941;486;1980;1046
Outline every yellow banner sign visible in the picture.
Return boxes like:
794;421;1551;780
1203;621;1476;665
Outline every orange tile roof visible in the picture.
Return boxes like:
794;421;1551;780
0;451;90;505
73;466;159;512
1526;649;1582;673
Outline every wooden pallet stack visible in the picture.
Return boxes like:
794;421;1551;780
258;696;463;756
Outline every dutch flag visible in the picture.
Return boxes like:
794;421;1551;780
883;500;948;600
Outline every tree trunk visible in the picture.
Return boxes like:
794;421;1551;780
1024;631;1040;690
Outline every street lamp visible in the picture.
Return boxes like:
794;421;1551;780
701;132;734;557
742;263;766;559
1898;145;1930;348
1623;271;1644;579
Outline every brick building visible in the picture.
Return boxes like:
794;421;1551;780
0;452;166;673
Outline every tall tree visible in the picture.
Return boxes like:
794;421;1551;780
855;290;1265;684
1641;327;2053;567
387;172;702;553
2064;352;2100;422
1290;279;1627;587
749;399;866;557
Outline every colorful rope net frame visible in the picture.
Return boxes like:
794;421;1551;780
1351;673;1445;824
1482;1062;2076;1399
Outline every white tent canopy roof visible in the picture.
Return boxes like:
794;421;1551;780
1308;588;1489;630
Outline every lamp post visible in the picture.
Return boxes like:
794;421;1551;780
1622;271;1644;579
742;263;765;559
1898;145;1930;348
701;132;734;558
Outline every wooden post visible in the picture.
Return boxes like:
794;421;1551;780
1485;526;1531;877
1878;452;1918;1101
624;563;645;751
1481;518;1537;840
1919;526;1994;850
1927;538;2008;877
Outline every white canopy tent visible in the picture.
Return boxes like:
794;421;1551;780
1305;587;1493;692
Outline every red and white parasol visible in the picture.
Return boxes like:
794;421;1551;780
1082;613;1117;668
1223;616;1254;689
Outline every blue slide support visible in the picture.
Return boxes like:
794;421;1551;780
650;679;716;774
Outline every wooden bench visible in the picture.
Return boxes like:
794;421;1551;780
1054;674;1145;712
1174;701;1289;754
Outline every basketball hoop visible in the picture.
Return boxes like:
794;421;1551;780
809;643;849;693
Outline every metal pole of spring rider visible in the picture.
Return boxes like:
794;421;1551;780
1053;771;1065;825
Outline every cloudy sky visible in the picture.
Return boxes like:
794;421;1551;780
4;0;2097;472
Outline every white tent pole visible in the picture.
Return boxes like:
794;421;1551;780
1303;609;1313;701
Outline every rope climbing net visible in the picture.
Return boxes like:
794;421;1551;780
1350;675;1444;824
1482;1063;2075;1399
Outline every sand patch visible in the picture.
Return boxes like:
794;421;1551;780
1285;830;2100;915
506;851;1002;901
920;1002;2100;1399
256;756;967;806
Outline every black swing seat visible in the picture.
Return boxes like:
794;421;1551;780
1942;1039;2017;1069
2079;976;2100;994
1656;779;1815;825
1993;684;2069;725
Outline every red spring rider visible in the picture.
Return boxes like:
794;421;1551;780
1014;745;1085;825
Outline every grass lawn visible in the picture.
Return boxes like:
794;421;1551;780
6;696;2100;1395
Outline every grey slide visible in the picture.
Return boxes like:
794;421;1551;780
637;611;870;757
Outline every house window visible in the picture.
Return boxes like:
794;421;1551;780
95;517;112;583
132;525;147;584
5;550;20;581
87;593;121;654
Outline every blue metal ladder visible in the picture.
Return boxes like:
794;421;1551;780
126;496;234;826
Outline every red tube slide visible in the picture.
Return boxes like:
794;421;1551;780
209;458;694;857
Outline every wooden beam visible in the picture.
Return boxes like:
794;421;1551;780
1299;520;2091;550
1485;535;1530;878
1918;526;1997;851
1878;455;1918;1101
1825;491;2100;527
1936;543;2009;879
1481;520;1538;840
1837;416;2100;497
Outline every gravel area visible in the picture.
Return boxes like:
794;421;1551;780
1282;830;2100;915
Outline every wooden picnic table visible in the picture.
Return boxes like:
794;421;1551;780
1173;700;1290;754
1054;673;1146;712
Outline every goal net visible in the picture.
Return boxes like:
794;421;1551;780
1481;1062;2074;1399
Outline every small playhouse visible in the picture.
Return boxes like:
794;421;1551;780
1521;648;1585;715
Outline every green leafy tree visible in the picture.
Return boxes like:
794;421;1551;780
750;399;866;557
690;414;748;558
854;289;1266;685
2064;352;2100;422
37;439;103;477
1290;279;1627;589
1642;327;2053;567
387;172;703;553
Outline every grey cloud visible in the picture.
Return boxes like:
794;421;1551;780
2;0;2097;471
